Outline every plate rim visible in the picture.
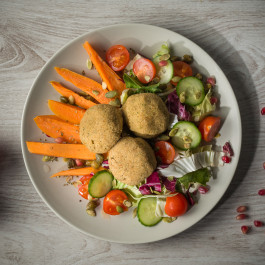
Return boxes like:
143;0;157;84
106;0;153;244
21;23;242;244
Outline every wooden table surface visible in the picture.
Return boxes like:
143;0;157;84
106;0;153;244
1;0;265;264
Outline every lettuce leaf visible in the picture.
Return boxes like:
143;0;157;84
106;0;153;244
192;89;216;122
153;42;170;58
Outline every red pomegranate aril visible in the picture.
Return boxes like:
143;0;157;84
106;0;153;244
254;220;264;227
241;225;250;234
210;97;218;105
236;214;247;220
55;137;64;143
206;76;216;86
223;142;234;156
258;189;265;196
75;159;84;167
222;155;231;163
261;107;265;115
198;186;209;194
158;60;168;67
263;162;265;169
237;206;247;213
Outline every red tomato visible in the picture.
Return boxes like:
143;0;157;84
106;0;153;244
171;61;193;86
155;141;176;164
199;116;221;142
133;58;156;84
106;45;130;71
165;193;188;217
78;175;93;200
103;190;128;215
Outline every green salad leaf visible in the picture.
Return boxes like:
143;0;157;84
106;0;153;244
153;42;170;58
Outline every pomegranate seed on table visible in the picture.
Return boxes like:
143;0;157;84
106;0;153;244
237;206;247;213
198;186;209;194
222;155;231;163
241;226;250;234
206;76;216;86
236;214;247;220
258;189;265;196
254;220;264;227
261;107;265;115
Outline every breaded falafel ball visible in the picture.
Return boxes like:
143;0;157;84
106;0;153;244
80;104;123;153
122;93;169;138
109;137;157;185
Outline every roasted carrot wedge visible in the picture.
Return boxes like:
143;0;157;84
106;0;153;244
50;166;105;178
26;142;107;160
48;100;85;124
54;67;112;104
83;41;126;95
50;81;96;109
34;115;81;143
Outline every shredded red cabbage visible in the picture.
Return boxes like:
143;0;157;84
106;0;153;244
167;91;191;121
161;176;176;192
139;172;162;194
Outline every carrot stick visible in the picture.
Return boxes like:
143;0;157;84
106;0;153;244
26;142;107;160
54;67;112;104
83;41;126;95
34;115;81;143
48;100;85;124
50;81;96;109
50;166;105;178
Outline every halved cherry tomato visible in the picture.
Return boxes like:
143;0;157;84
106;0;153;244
133;58;156;84
78;175;93;200
155;141;176;165
165;193;188;217
103;190;128;215
106;45;130;71
199;116;221;142
171;61;193;86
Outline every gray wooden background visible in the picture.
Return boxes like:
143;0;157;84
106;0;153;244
1;0;265;264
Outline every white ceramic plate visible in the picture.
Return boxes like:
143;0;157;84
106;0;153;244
21;24;242;244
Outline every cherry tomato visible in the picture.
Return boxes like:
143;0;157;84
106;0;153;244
133;58;156;84
155;141;176;165
103;190;128;215
199;116;221;142
106;45;130;71
165;193;188;217
78;175;93;200
171;61;193;86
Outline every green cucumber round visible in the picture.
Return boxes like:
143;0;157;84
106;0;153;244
170;121;201;150
153;57;174;85
176;76;205;106
137;197;162;227
88;170;113;198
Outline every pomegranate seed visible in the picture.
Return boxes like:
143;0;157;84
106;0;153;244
263;162;265;169
236;214;247;220
222;155;231;163
261;107;265;115
241;225;250;234
45;134;51;138
210;97;218;105
198;186;209;194
54;137;64;143
237;206;247;213
158;60;168;67
206;76;216;86
258;189;265;196
254;220;264;227
223;142;234;156
75;159;83;167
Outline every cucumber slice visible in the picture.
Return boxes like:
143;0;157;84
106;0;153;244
137;197;162;226
88;170;114;198
153;57;174;85
176;77;205;106
170;121;201;150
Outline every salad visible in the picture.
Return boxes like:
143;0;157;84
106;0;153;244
26;41;234;227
